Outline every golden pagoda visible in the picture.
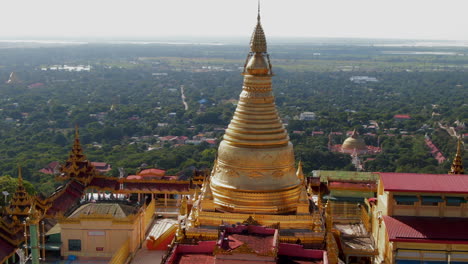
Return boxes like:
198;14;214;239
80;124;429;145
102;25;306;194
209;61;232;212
341;129;367;154
59;125;97;184
449;136;464;174
183;9;324;247
209;10;304;215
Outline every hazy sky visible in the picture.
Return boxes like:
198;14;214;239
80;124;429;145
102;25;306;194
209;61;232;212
2;0;468;40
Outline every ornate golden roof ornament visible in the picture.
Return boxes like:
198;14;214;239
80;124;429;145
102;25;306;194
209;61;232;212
179;196;188;216
192;186;200;203
59;125;97;184
242;215;261;226
449;136;464;174
27;202;43;225
296;160;305;184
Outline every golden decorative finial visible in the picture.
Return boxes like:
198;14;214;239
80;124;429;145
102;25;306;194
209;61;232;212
180;196;188;216
449;136;464;174
296;161;306;186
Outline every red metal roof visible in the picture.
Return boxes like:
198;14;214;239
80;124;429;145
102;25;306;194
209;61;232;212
139;168;166;177
122;182;189;193
0;238;15;263
175;254;214;264
384;216;468;243
328;181;376;191
394;114;411;119
379;172;468;194
88;176;119;190
47;180;85;216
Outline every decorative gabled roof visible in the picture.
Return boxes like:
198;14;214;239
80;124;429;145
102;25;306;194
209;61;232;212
5;167;32;218
449;136;464;174
59;126;97;184
384;216;468;243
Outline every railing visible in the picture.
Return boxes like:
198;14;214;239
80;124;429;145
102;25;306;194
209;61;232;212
155;199;179;207
326;232;339;264
147;224;177;250
330;202;361;220
109;239;130;264
143;198;156;231
360;205;371;233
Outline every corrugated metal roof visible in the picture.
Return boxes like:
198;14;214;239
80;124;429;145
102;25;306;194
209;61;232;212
384;216;468;243
379;172;468;194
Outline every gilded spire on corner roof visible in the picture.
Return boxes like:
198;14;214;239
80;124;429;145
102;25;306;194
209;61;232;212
72;124;85;162
249;1;267;53
59;125;97;183
5;166;32;219
449;136;464;174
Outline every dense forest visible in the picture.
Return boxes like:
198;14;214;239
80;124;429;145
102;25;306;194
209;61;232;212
0;42;466;195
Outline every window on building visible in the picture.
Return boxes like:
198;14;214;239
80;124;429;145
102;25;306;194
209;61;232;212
69;239;81;251
446;197;466;206
394;195;418;205
421;196;443;206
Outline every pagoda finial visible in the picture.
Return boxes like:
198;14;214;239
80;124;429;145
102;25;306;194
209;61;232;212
249;2;267;53
257;0;261;22
75;124;79;139
18;166;23;185
71;125;85;162
449;136;464;174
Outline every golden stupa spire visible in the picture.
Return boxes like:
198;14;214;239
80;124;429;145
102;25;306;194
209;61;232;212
449;136;464;174
210;8;302;214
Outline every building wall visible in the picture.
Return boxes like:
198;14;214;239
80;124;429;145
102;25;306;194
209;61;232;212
371;210;389;264
392;242;468;263
61;218;142;259
374;180;468;263
388;192;468;218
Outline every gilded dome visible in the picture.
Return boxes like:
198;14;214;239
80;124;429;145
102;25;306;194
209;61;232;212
342;130;367;151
